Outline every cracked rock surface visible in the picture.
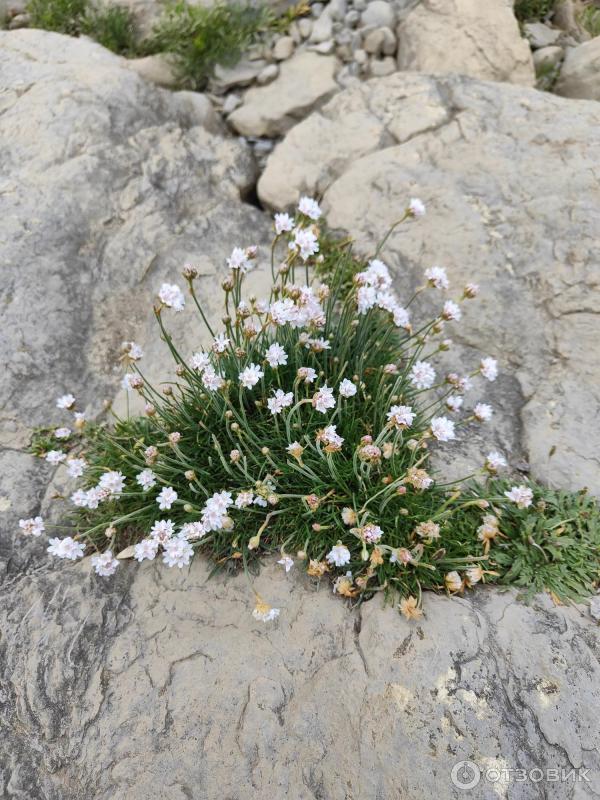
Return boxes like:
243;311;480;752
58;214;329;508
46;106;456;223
1;29;599;800
2;560;600;799
259;72;600;492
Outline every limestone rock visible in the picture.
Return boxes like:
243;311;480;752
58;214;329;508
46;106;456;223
213;58;267;90
228;51;338;137
555;38;600;100
533;45;564;71
259;72;600;493
360;0;395;29
396;0;535;85
127;52;180;88
2;557;599;798
272;34;295;60
0;28;271;579
523;21;561;49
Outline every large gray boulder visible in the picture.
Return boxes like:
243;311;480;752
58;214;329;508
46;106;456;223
396;0;535;85
0;28;270;580
2;558;600;799
258;72;600;493
555;38;600;101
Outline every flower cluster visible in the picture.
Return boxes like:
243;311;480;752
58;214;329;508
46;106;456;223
22;196;599;621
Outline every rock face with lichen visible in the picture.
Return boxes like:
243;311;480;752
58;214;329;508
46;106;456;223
1;27;600;800
2;561;600;798
259;71;600;494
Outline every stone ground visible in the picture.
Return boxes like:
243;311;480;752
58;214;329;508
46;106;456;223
1;23;600;800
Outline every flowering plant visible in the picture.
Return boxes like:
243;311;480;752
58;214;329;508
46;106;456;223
24;198;600;620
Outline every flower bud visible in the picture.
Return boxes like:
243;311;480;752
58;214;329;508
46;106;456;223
184;470;196;481
183;503;194;513
182;265;198;280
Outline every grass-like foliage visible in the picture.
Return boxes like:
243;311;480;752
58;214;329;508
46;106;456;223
514;0;555;22
146;1;270;89
24;198;600;621
26;0;138;53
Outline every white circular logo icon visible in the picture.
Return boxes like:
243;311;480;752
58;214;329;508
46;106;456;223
451;760;481;790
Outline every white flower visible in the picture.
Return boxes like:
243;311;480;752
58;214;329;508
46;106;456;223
277;555;294;572
67;457;86;478
71;489;89;507
312;385;336;413
339;378;357;398
202;490;233;531
430;416;456;442
150;519;175;544
408;198;426;217
486;451;507;472
267;389;294;415
442;300;462;321
326;543;351;567
157;486;178;510
252;604;280;622
480;357;498;382
387;404;415;429
298;196;322;220
265;343;288;368
158;283;185;311
136;469;157;491
19;516;45;537
425;266;449;290
85;486;109;509
409;361;435;390
55;427;71;439
504;485;533;509
357;285;377;314
289;227;319;261
45;450;66;465
163;537;194;568
124;341;143;360
202;366;225;392
473;403;493;422
297;366;317;384
393;306;411;329
47;536;85;560
134;538;159;562
91;550;119;577
235;491;254;508
179;522;206;541
98;470;126;496
361;523;383;543
121;373;136;392
190;351;210;371
446;396;463;412
56;393;75;410
213;333;231;353
274;212;294;234
317;424;344;451
227;246;252;273
239;362;264;389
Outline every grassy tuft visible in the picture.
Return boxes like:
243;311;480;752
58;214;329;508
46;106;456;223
514;0;555;22
30;201;600;619
146;1;270;89
26;0;138;53
579;4;600;37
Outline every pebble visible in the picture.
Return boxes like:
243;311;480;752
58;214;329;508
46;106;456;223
311;40;335;55
369;56;396;77
328;0;347;21
354;48;368;66
222;93;242;114
361;0;395;29
532;45;564;70
256;64;279;85
273;36;295;61
298;18;313;39
344;9;360;26
310;11;333;43
311;2;324;17
363;27;385;55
